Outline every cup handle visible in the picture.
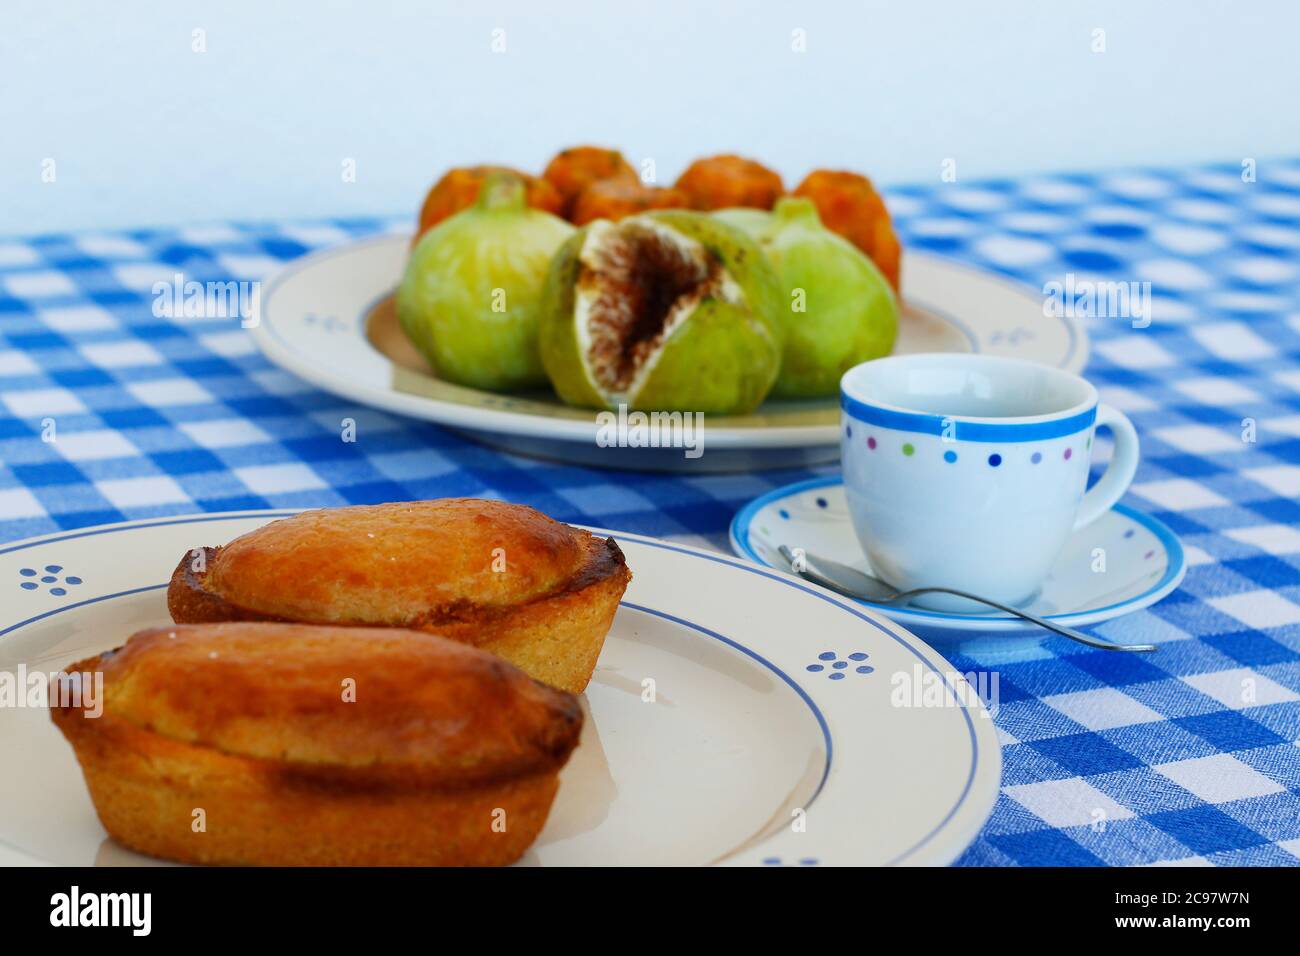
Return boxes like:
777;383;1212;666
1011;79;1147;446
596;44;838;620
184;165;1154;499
1073;403;1139;531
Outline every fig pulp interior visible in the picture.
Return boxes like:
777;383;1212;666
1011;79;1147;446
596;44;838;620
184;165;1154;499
579;223;722;392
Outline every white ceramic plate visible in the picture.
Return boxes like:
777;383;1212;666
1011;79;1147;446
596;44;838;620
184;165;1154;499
0;511;999;867
731;477;1186;636
252;235;1087;472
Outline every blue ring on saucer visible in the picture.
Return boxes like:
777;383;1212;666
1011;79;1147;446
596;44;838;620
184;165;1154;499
729;475;1186;626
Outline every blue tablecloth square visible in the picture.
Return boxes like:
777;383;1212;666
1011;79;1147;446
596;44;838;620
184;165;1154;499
1204;630;1300;668
1172;711;1288;752
1029;733;1151;777
1147;805;1272;856
988;828;1107;867
149;449;227;476
1223;555;1300;590
1068;651;1170;687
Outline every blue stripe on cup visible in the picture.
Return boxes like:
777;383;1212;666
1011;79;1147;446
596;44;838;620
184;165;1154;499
840;393;1096;442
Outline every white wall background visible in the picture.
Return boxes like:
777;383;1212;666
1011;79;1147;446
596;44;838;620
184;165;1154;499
2;0;1297;237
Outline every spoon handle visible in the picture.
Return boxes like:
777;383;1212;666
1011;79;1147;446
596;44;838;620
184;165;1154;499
896;586;1156;653
776;545;1155;653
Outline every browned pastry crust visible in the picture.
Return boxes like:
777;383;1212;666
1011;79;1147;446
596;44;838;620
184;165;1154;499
166;499;631;693
50;622;583;866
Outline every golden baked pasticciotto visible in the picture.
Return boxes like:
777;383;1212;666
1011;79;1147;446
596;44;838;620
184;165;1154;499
167;498;630;693
51;622;584;866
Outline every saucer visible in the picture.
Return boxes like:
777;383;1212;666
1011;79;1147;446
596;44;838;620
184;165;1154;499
730;476;1186;634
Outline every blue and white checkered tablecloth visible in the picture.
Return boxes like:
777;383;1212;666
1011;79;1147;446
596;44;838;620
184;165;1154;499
2;160;1300;866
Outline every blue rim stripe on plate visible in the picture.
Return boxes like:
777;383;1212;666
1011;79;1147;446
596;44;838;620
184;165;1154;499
622;601;834;806
730;475;1185;626
0;513;985;867
904;251;1083;371
840;394;1097;442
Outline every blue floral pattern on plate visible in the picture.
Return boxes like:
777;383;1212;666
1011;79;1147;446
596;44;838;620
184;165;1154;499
18;565;83;597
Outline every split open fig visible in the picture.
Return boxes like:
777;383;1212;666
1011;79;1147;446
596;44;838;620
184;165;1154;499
537;211;783;415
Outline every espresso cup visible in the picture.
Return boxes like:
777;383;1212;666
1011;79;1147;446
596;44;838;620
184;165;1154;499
840;353;1139;612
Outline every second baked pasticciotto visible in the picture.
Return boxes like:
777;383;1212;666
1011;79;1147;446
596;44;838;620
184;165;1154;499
52;622;583;866
167;498;630;693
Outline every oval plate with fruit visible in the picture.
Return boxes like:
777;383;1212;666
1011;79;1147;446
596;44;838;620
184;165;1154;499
253;151;1086;473
256;237;1082;472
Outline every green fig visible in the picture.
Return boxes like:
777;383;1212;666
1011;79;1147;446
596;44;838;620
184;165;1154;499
715;197;898;397
537;211;783;415
397;173;575;391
